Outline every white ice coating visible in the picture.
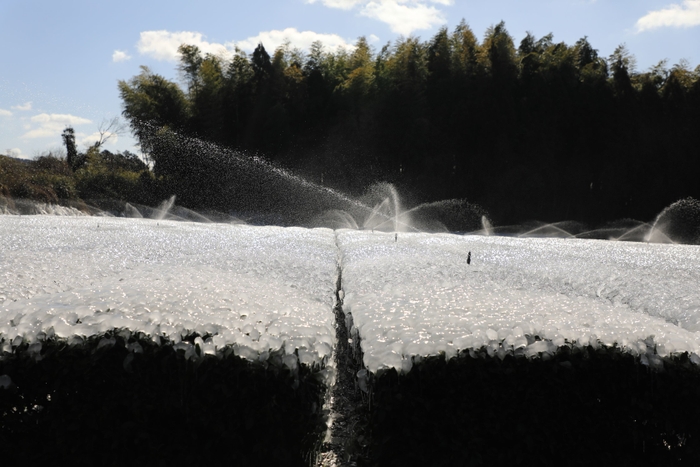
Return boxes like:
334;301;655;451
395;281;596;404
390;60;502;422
338;231;700;374
0;201;89;216
3;216;700;377
0;216;339;369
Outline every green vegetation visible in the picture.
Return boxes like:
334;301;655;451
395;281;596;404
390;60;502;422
117;22;700;224
1;332;326;465
6;22;699;224
366;347;700;466
0;152;77;205
1;144;155;211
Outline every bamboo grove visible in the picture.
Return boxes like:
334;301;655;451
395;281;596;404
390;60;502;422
118;21;700;225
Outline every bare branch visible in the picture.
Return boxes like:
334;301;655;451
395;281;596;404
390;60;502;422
92;117;127;149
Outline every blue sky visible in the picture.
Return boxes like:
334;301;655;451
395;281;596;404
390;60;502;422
1;0;699;160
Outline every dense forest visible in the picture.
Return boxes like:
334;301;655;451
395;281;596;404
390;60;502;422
4;21;698;227
117;21;700;226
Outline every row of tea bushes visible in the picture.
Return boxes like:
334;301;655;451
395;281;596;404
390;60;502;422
0;331;329;465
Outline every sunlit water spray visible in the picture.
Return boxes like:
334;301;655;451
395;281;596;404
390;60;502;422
124;203;143;218
4;120;700;243
646;198;700;244
137;122;489;232
153;195;176;221
139;121;397;226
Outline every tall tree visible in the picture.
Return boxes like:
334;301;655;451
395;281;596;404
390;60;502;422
608;44;636;100
451;20;483;80
427;27;453;109
575;36;607;87
339;37;376;119
118;66;190;176
177;44;204;94
662;60;693;104
382;36;429;176
251;43;273;90
222;47;255;146
304;41;333;126
483;21;518;85
190;53;226;139
61;127;78;170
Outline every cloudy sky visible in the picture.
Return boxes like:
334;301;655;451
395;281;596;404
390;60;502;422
1;0;699;159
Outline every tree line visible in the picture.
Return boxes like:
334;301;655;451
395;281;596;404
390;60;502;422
118;21;700;225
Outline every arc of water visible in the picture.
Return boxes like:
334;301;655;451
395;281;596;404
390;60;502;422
124;203;143;218
481;216;493;236
615;223;652;242
518;223;575;238
135;122;452;232
154;195;176;221
388;184;401;232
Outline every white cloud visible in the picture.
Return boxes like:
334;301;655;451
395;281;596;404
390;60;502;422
360;1;446;35
307;0;450;35
30;113;91;125
137;30;232;62
306;0;365;9
636;0;700;32
136;28;355;62
232;28;355;53
5;148;31;160
0;108;12;117
112;50;132;62
22;113;92;139
11;102;32;111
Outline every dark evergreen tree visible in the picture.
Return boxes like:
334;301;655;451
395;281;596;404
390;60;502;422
251;43;273;88
61;127;78;170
